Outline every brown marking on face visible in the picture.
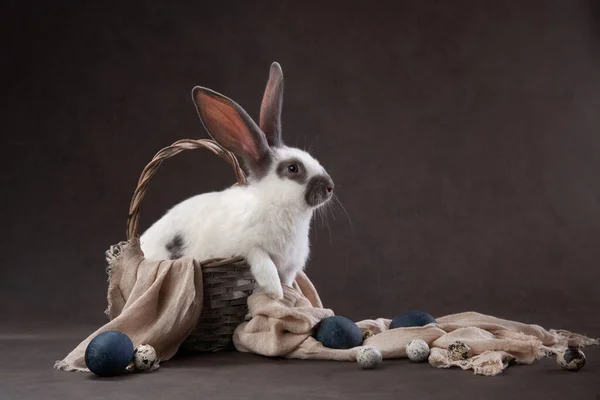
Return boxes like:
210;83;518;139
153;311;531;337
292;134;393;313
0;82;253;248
276;158;307;184
305;174;334;207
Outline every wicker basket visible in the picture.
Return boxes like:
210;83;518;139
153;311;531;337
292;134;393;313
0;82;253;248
125;138;256;353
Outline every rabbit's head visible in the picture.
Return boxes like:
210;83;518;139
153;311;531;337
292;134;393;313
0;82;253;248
192;62;334;209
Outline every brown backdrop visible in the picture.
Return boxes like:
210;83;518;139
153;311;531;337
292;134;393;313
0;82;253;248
2;0;599;336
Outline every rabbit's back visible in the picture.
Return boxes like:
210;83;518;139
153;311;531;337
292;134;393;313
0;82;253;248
139;185;310;266
140;186;258;261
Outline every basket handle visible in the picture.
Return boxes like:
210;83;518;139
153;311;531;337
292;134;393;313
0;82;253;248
126;139;247;240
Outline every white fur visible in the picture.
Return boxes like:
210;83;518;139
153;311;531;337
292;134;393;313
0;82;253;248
140;146;330;299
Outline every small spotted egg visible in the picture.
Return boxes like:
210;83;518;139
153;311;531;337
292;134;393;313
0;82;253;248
557;347;586;371
356;346;383;369
447;341;472;361
133;344;159;372
406;339;430;362
363;331;375;341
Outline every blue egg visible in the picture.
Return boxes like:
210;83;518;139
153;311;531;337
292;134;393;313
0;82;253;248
85;331;134;376
390;311;436;329
314;316;363;349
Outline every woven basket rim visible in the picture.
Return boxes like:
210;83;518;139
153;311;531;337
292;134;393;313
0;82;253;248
113;139;255;354
124;139;248;267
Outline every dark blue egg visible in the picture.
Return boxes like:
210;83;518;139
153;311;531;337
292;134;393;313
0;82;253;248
314;316;363;349
390;311;436;329
84;331;134;376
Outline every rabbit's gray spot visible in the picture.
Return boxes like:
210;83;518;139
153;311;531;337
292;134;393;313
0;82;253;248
305;175;334;207
276;158;307;184
166;234;185;259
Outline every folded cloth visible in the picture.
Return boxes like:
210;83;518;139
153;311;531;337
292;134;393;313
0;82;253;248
54;239;204;372
55;238;599;376
233;284;599;376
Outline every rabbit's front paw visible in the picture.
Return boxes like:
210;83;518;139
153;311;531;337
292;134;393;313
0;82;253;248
262;281;284;300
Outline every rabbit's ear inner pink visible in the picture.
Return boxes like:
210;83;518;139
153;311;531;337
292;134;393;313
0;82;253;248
193;87;270;175
259;62;284;148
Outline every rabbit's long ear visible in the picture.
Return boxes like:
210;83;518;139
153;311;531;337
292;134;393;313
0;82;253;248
193;87;271;176
259;62;284;148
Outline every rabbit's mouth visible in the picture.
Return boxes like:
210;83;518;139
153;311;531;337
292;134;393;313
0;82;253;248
305;174;334;208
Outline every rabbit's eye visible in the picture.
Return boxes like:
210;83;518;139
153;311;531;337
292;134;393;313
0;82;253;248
287;164;299;173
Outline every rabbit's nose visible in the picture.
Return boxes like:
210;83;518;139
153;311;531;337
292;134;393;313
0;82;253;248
324;174;334;193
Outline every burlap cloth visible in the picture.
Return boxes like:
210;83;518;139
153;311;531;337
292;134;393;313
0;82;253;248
55;239;598;376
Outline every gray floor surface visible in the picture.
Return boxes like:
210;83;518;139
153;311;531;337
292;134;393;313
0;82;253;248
1;326;599;400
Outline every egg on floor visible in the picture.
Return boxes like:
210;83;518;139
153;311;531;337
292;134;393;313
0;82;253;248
406;339;430;362
315;316;363;350
133;344;160;372
84;331;134;377
356;346;383;369
557;347;586;371
390;311;436;329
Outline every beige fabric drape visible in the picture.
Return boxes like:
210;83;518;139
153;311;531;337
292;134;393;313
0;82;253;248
55;239;598;376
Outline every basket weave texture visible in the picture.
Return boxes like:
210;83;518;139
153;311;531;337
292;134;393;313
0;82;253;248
125;139;256;352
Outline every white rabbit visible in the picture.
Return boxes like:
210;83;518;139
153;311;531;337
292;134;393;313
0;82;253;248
140;62;334;300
